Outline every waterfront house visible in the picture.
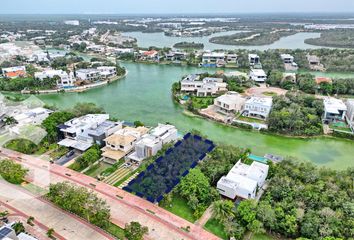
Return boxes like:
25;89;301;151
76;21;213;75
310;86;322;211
249;69;267;83
323;97;347;123
248;54;260;66
57;114;121;152
217;160;269;200
102;126;149;163
165;51;187;61
243;97;273;120
202;52;225;64
76;69;101;81
97;66;117;79
226;54;238;64
180;75;227;97
127;124;178;164
35;69;76;88
140;50;159;61
214;92;246;114
1;66;26;79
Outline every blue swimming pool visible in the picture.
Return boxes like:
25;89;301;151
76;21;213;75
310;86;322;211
249;154;268;164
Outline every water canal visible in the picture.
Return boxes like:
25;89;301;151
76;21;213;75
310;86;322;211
38;62;354;170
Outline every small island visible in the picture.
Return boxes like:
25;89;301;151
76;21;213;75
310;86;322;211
173;41;204;49
209;30;297;46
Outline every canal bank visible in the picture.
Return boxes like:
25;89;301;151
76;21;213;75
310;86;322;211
37;62;354;170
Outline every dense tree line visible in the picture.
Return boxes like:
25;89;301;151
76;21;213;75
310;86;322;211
267;92;324;136
257;159;353;239
305;30;354;48
209;159;353;240
268;70;354;96
0;159;28;184
47;182;111;228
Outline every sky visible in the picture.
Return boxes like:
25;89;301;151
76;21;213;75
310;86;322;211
1;0;354;14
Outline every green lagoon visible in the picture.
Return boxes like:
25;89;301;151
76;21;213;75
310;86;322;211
38;62;354;170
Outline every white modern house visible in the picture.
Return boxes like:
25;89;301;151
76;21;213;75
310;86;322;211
214;92;246;114
249;69;267;83
202;52;225;64
243;97;273;119
248;54;260;66
35;69;76;88
10;107;53;126
181;75;227;97
102;126;149;163
217;160;269;200
58;114;121;151
280;54;294;64
323;97;347;123
127;124;178;164
76;69;101;81
97;66;117;79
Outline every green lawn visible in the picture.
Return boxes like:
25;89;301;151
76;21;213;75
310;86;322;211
329;122;352;132
162;195;197;223
49;146;69;159
237;115;266;124
204;218;228;240
263;91;278;97
191;96;215;109
104;222;125;240
84;162;112;178
68;162;86;172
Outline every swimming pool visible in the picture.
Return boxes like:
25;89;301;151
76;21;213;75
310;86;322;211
248;154;268;164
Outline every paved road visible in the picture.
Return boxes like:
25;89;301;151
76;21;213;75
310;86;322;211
0;147;220;240
0;180;114;240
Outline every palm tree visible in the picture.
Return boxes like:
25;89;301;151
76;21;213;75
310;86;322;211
211;200;235;224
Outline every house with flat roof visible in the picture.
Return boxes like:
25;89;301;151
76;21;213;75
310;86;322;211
76;69;101;81
244;97;273;120
249;69;267;83
2;66;26;79
248;54;260;66
217;160;269;200
102;126;149;163
57;114;120;151
281;54;298;70
127;124;178;164
214;92;246;114
97;66;117;79
323;97;347;123
181;76;227;97
34;69;76;88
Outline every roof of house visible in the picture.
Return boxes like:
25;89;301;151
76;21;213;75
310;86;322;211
105;134;136;146
250;69;266;76
245;97;273;108
215;92;245;105
101;147;126;160
280;54;294;59
315;77;332;85
324;97;347;114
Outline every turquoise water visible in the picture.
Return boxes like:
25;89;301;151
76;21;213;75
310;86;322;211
249;154;268;164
